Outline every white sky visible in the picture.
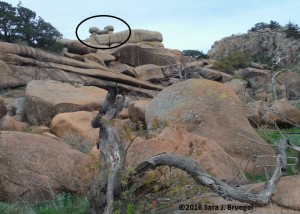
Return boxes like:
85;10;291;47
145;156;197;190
5;0;300;53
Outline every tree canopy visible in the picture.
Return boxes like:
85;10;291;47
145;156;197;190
182;49;208;60
0;1;62;49
248;20;281;32
248;20;300;39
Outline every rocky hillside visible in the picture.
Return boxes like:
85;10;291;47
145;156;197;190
208;28;300;66
0;28;300;213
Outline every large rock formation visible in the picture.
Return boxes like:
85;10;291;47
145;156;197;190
50;111;98;152
145;79;275;172
134;64;165;81
25;80;107;125
126;125;245;181
208;28;300;66
0;42;162;92
111;43;178;66
87;29;163;46
0;131;92;202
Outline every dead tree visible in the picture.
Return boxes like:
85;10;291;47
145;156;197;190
88;86;300;213
88;86;125;214
269;50;287;100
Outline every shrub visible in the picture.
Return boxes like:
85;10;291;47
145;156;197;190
213;51;251;74
251;53;273;67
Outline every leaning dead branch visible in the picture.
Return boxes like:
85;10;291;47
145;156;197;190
131;138;289;206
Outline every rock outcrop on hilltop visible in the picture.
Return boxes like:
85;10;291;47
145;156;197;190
208;28;300;66
86;29;163;48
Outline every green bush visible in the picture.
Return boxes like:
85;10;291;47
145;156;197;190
213;51;251;74
251;53;273;67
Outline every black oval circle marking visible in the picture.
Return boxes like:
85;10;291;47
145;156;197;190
75;15;131;50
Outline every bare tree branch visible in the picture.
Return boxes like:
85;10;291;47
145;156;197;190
131;139;289;206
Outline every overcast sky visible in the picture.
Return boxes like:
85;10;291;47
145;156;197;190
5;0;300;53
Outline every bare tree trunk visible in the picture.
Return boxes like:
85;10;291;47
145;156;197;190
271;71;282;101
88;86;125;214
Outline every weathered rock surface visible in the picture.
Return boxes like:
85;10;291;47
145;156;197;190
25;80;107;125
88;29;163;46
56;37;72;47
234;67;270;81
67;40;97;55
108;61;137;77
3;64;156;98
246;175;300;211
276;72;300;100
134;64;165;81
95;51;116;62
195;67;224;82
63;52;85;61
128;100;150;125
83;53;106;66
146;79;275;172
208;28;300;66
0;131;92;202
225;79;248;95
262;98;300;126
224;79;250;102
50;111;98;153
126;125;245;181
246;100;268;126
0;115;29;131
111;43;178;66
10;97;26;121
0;96;7;118
0;42;162;92
0;59;26;89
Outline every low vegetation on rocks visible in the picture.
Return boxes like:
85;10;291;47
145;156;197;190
0;9;300;213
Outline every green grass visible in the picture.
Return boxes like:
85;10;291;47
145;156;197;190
0;193;89;214
249;126;300;182
245;173;266;182
257;126;300;146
